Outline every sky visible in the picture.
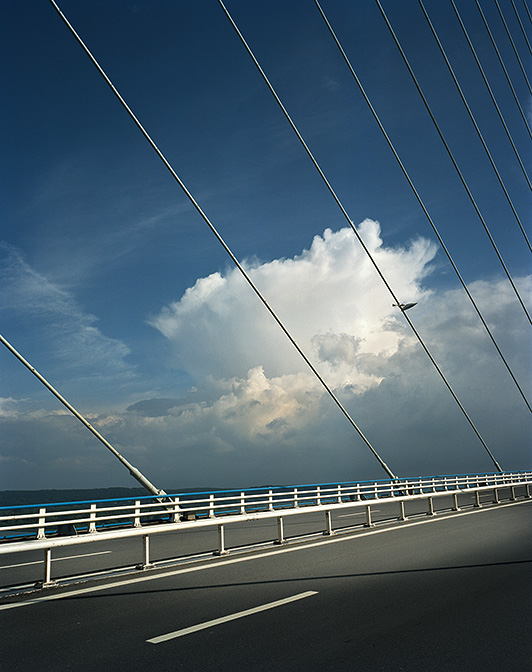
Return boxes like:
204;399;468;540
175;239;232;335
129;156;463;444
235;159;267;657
1;0;531;492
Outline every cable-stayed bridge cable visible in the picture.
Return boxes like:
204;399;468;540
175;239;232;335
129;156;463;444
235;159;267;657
313;1;532;417
512;0;532;55
376;0;532;329
476;0;532;142
420;0;532;254
451;0;532;198
48;0;397;480
522;0;532;27
494;0;532;96
218;0;503;472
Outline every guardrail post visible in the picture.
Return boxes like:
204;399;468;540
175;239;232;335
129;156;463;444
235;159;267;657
268;490;274;511
316;486;321;506
452;493;460;511
509;486;516;501
37;508;47;539
134;501;141;528
89;503;97;533
323;510;334;536
427;497;435;516
293;488;299;508
209;494;215;518
135;534;154;570
399;500;406;521
337;485;342;503
39;547;56;587
525;484;531;499
364;505;373;527
492;488;499;504
240;492;246;515
473;490;481;508
275;516;285;544
214;524;227;555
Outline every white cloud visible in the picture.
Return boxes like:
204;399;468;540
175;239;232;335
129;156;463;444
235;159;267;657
149;221;436;384
1;224;530;490
0;245;133;379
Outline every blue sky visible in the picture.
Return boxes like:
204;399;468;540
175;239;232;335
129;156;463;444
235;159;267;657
1;0;531;492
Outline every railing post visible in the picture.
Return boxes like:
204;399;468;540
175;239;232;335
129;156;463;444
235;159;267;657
316;486;321;506
474;490;481;508
509;486;516;501
492;488;499;504
337;485;342;503
134;500;141;528
36;508;47;539
364;505;373;527
240;492;246;515
323;510;334;536
399;500;406;521
293;488;299;508
452;492;460;511
268;489;274;511
525;484;531;499
427;496;434;516
214;524;227;555
88;503;97;533
172;497;181;523
275;516;285;544
209;494;215;518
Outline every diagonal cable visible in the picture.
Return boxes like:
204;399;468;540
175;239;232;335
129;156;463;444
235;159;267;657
313;0;532;417
494;0;532;95
421;0;532;253
376;0;532;328
218;0;503;472
451;0;532;198
48;0;396;480
522;0;532;26
512;0;532;55
476;0;532;142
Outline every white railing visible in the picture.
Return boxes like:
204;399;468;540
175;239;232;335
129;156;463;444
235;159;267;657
1;471;530;587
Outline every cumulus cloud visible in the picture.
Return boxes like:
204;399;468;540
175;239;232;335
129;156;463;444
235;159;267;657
149;221;436;384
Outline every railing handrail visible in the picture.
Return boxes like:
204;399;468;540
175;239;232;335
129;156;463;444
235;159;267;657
1;471;530;542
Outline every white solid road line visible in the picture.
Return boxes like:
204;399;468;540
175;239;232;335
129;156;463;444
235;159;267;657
0;550;112;571
147;591;319;643
337;509;380;518
0;499;528;612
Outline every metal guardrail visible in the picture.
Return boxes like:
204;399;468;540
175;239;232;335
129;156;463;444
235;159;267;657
1;471;530;588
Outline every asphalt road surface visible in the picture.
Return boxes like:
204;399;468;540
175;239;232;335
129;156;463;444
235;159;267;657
0;490;512;590
1;498;531;671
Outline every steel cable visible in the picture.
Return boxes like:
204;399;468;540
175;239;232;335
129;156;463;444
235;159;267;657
476;0;532;142
218;0;503;471
494;0;532;96
420;0;532;254
48;0;397;480
512;0;532;55
376;0;532;329
451;0;532;198
313;1;532;417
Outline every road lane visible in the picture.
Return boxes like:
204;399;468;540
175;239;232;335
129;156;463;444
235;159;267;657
0;489;511;590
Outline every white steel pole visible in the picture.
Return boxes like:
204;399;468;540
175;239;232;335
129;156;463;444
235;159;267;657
0;333;166;498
